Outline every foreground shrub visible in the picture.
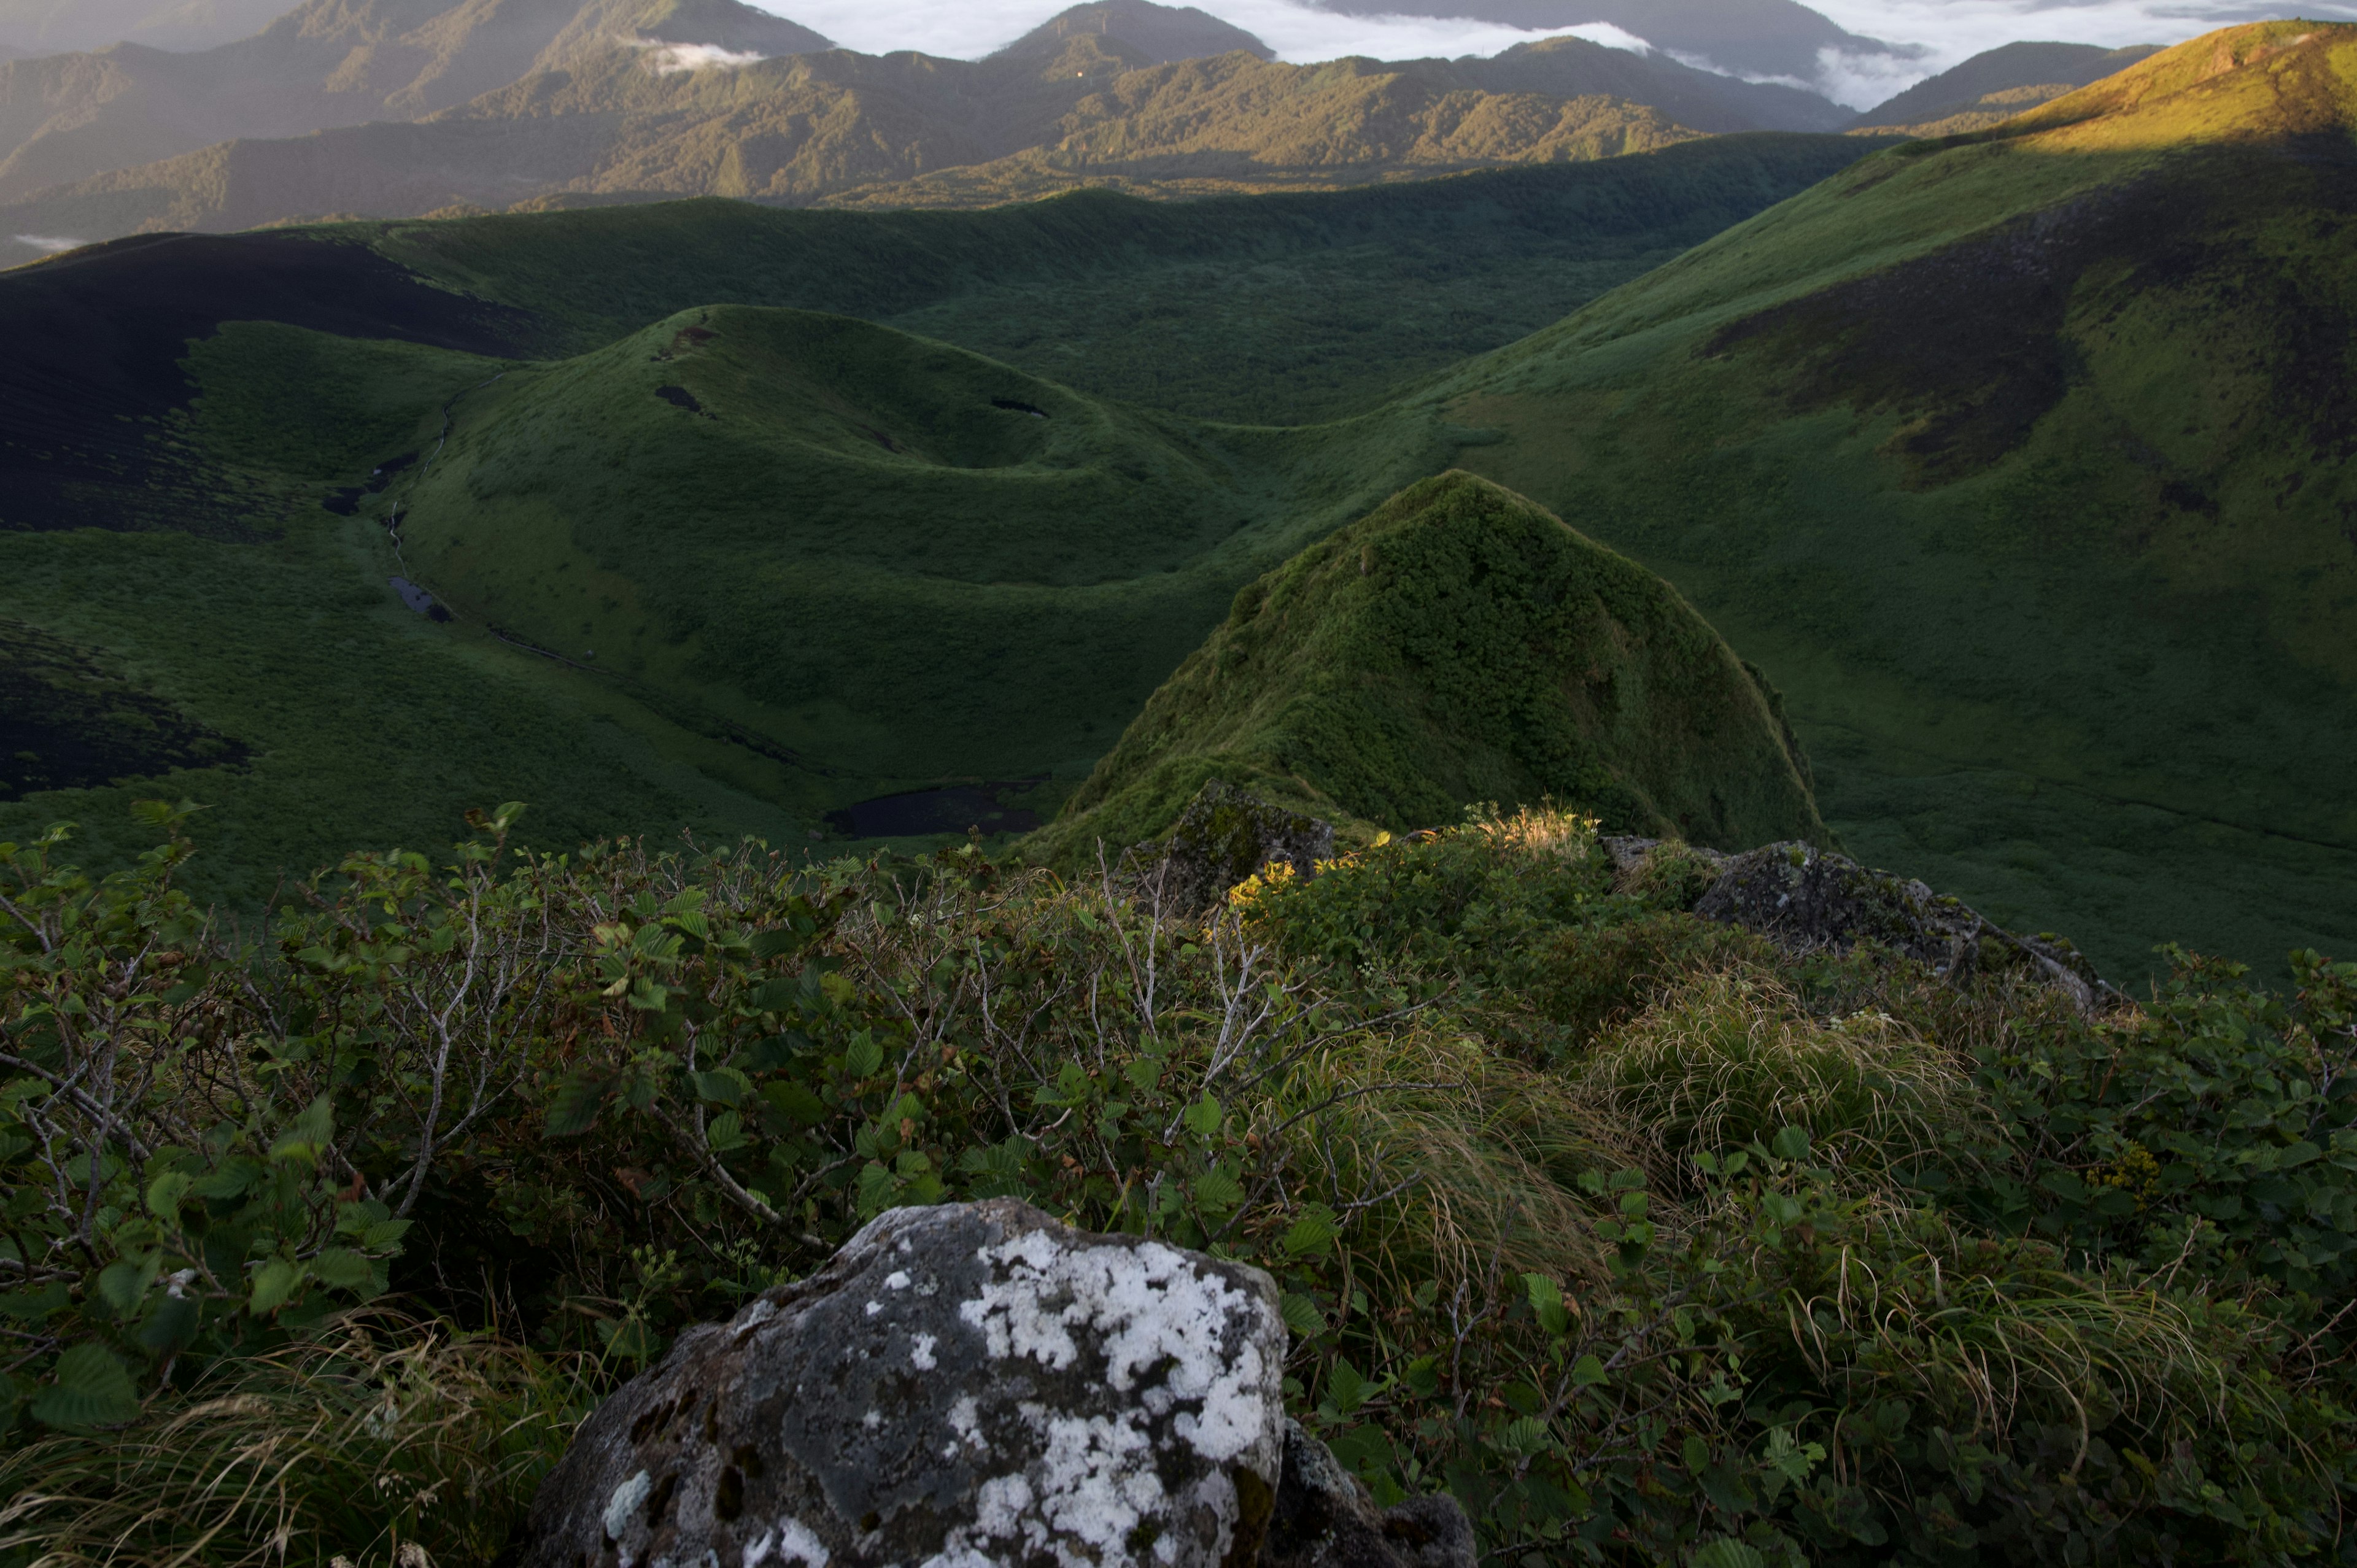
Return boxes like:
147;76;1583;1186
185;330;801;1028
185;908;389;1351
2;804;2352;1565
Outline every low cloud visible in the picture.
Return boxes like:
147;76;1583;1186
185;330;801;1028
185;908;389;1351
748;0;1650;63
634;38;773;72
1806;0;2357;106
12;234;83;254
740;0;2357;105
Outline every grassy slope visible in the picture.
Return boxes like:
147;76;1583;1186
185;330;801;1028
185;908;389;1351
0;137;1865;906
367;137;1877;422
1432;21;2357;980
1029;469;1828;866
382;305;1446;792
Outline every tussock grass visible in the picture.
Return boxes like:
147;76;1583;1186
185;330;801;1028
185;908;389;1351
1283;1021;1642;1296
0;1314;595;1568
1581;965;1992;1188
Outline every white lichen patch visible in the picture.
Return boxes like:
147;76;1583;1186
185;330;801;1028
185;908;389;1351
956;1234;1275;1462
603;1469;653;1540
911;1332;939;1370
932;1234;1280;1566
745;1518;830;1568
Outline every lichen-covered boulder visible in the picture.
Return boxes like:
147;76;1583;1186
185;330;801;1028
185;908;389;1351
1690;841;2124;1014
1262;1421;1474;1568
510;1200;1287;1568
1140;780;1336;916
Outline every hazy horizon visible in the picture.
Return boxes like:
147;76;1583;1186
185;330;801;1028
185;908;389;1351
745;0;2357;106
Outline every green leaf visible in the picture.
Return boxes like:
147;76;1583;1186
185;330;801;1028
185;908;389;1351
751;977;801;1011
1192;1168;1246;1214
97;1257;158;1316
761;1081;827;1127
1523;1272;1569;1337
309;1248;373;1289
546;1067;613;1137
1280;1205;1337;1259
31;1344;139;1430
707;1110;747;1153
1325;1359;1373;1417
1568;1354;1609;1389
1771;1126;1811;1162
750;929;804;962
249;1258;303;1316
360;1219;412;1251
844;1033;884;1080
1278;1293;1325;1339
1183;1095;1223;1138
693;1068;750;1107
145;1170;194;1221
1692;1540;1765;1568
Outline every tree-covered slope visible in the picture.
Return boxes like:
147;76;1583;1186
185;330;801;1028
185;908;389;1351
1030;470;1828;865
1431;21;2357;979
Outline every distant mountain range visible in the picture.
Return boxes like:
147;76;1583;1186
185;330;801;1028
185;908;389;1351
0;0;1876;260
0;0;2175;271
1315;0;1897;86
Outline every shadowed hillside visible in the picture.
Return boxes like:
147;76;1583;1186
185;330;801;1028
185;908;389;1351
1434;21;2357;978
1029;470;1829;866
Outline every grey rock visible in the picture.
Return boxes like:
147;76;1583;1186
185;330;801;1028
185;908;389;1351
511;1199;1287;1568
1691;841;2126;1014
1136;780;1336;916
1262;1420;1475;1568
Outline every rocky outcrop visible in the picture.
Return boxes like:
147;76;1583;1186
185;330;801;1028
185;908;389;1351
510;1199;1288;1568
1139;780;1337;916
1263;1419;1475;1568
1614;837;2126;1014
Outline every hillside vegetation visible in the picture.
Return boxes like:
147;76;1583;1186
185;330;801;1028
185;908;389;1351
0;137;1870;910
1033;471;1828;864
1434;21;2357;979
3;799;2351;1564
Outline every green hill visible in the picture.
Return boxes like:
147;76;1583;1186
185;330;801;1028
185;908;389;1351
1428;21;2357;979
1029;469;1828;866
1851;41;2164;136
0;137;1866;905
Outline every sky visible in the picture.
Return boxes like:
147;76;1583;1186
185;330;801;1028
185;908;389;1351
748;0;2357;106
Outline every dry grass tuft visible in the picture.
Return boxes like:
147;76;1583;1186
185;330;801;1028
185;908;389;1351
0;1312;595;1568
1579;965;1993;1188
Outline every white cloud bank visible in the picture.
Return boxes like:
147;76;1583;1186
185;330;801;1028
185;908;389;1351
635;38;775;72
746;0;2357;106
12;235;83;253
1808;0;2357;105
752;0;1651;63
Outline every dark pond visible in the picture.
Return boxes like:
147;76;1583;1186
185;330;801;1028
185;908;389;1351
390;577;452;621
825;782;1045;839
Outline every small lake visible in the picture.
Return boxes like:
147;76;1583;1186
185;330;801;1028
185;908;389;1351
825;782;1045;839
